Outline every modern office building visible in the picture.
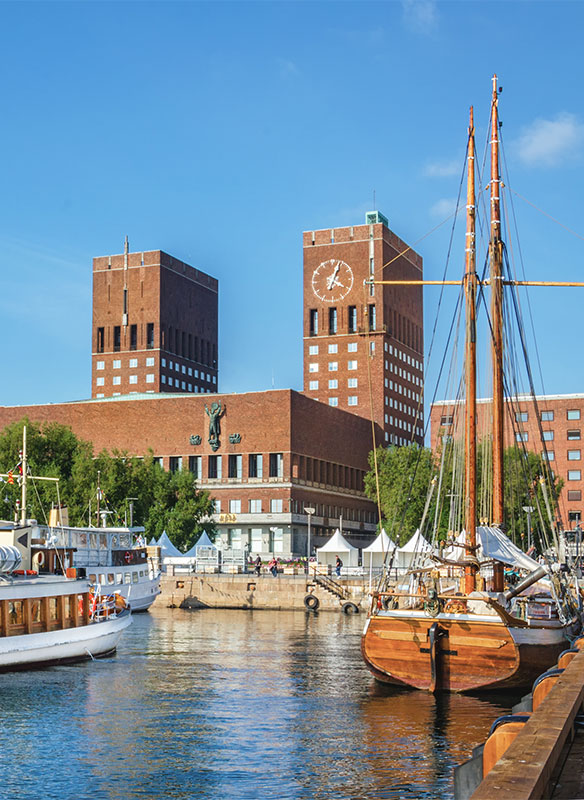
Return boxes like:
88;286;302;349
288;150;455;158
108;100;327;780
92;240;218;399
303;211;424;447
430;393;584;528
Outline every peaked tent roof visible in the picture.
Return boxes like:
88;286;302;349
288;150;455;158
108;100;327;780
397;529;433;554
316;529;358;553
183;531;217;557
157;531;183;558
148;537;157;546
363;528;396;554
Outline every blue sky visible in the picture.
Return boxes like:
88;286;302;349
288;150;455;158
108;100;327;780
1;0;583;415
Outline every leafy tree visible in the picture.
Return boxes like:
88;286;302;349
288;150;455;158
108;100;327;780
0;418;216;551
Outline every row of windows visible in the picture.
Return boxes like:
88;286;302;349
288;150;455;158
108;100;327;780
96;374;156;386
309;378;359;391
542;452;584;462
387;361;422;387
214;498;284;514
161;326;216;367
161;376;213;392
96;357;156;370
309;305;377;336
516;409;581;422
96;323;154;353
309;342;359;356
384;342;422;373
308;360;358;373
516;430;581;442
161;358;215;382
385;414;424;437
328;396;358;407
171;453;284;480
385;397;422;419
385;378;421;403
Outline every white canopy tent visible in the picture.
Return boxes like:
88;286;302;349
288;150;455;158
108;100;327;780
183;531;217;558
394;529;434;572
362;528;396;568
315;529;359;568
157;531;183;558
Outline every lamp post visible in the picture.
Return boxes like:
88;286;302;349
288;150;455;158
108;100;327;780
304;506;315;574
523;505;535;551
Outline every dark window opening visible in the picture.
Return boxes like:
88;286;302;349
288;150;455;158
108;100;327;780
348;306;357;333
147;323;154;349
568;490;582;502
368;304;376;332
97;327;104;354
309;310;318;336
568;430;581;441
329;307;337;335
130;324;137;351
113;326;121;352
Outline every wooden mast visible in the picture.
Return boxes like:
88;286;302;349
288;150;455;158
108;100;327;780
465;107;478;593
490;74;505;527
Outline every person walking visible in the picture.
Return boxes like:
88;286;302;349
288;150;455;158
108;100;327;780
335;555;343;577
254;555;262;576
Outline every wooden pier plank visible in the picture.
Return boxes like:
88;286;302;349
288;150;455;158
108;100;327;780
471;649;584;800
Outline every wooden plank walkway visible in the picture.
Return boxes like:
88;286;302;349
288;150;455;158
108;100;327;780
471;648;584;800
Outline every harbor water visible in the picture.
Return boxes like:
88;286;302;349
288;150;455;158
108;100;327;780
0;608;519;800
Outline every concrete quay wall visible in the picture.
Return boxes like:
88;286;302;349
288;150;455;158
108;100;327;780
156;573;370;612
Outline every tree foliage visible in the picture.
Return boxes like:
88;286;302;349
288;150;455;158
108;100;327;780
0;418;215;552
365;441;563;550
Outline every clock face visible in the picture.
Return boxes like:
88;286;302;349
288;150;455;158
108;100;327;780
311;259;354;303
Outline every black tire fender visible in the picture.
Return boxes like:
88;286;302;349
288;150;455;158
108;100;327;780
304;593;320;611
341;601;359;615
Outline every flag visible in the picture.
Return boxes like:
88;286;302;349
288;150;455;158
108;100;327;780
7;471;13;485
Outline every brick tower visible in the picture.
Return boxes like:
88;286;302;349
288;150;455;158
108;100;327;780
303;211;424;446
91;240;218;398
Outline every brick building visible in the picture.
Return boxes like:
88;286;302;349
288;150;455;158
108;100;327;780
303;211;424;447
92;240;218;399
430;393;584;528
0;391;379;556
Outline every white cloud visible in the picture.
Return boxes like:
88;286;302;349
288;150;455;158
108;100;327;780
402;0;438;34
423;159;460;178
430;198;457;218
516;112;584;167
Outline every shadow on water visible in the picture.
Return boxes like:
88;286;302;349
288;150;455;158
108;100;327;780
0;608;519;800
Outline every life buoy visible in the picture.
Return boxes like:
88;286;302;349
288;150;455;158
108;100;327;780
341;601;359;615
33;551;45;568
304;594;320;611
124;551;132;564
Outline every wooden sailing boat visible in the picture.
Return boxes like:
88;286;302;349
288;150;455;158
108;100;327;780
361;78;582;692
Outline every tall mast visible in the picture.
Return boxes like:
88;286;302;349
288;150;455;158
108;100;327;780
465;107;478;593
20;425;27;525
490;74;505;527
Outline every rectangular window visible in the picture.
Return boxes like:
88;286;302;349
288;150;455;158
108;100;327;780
229;499;241;514
348;396;358;406
329;397;338;407
129;358;138;368
348;360;357;371
568;450;582;461
113;326;121;352
568;470;581;481
543;450;554;461
146;374;155;383
248;454;263;479
368;304;376;331
228;454;243;479
328;343;338;354
541;410;554;422
97;327;104;353
270;499;283;513
348;305;357;333
308;345;319;355
208;455;222;479
329;307;337;335
161;375;166;384
112;376;121;385
269;453;283;478
568;430;581;440
309;363;319;373
309;380;318;390
129;375;138;384
113;359;121;369
96;377;104;387
169;456;182;473
309;309;318;336
568;409;581;420
249;499;262;513
347;342;357;352
516;432;528;442
147;322;154;349
542;431;554;441
515;411;528;422
441;415;454;426
348;378;358;388
328;379;338;389
96;361;104;370
569;511;582;523
328;362;338;372
189;455;202;478
130;324;137;351
568;490;582;502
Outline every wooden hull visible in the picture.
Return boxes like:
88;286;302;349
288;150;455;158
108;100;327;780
361;610;572;692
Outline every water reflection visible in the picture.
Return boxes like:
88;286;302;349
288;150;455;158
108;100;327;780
0;608;518;800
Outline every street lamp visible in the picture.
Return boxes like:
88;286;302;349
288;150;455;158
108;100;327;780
304;507;315;574
523;506;535;551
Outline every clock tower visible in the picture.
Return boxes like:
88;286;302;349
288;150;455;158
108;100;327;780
303;211;424;447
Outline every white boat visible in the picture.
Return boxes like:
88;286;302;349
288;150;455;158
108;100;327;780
0;523;131;670
34;523;161;612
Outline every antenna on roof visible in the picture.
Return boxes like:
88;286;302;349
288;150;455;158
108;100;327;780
124;235;129;255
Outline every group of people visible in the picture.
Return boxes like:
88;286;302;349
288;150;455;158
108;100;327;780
253;555;280;577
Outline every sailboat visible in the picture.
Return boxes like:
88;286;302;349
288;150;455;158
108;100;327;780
361;77;582;692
